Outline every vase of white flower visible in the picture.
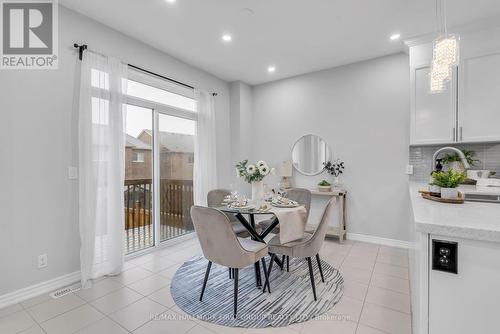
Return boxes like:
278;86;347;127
235;159;271;201
251;180;265;201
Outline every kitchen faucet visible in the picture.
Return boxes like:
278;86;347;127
431;147;471;172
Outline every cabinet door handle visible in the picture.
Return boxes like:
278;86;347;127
459;127;463;141
453;127;456;142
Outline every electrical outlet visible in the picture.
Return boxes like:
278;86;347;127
38;254;48;269
68;167;78;180
406;164;414;175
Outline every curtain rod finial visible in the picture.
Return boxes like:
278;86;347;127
74;43;88;61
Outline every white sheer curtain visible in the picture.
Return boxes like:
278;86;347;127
78;51;127;288
193;90;217;205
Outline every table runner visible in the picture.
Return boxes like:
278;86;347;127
270;205;307;244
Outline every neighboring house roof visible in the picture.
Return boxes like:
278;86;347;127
138;130;194;153
126;134;151;150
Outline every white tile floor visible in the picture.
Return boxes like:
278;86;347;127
0;237;412;334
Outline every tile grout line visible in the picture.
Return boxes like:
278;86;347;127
354;242;379;333
78;301;132;334
359;245;410;334
26;293;88;326
20;305;48;334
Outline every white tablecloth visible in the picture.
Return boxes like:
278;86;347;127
270;205;307;244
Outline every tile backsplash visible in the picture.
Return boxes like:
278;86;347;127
409;143;500;182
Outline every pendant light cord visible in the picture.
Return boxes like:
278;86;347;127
435;0;448;37
443;0;447;36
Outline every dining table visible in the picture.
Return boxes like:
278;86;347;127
215;205;284;289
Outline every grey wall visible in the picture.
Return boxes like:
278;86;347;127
0;6;231;296
229;81;253;163
229;81;255;195
251;53;411;241
409;143;500;182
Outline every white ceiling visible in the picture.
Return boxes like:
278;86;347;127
61;0;500;85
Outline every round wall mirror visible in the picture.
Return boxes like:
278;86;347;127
291;134;332;175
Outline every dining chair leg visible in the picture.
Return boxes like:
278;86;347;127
200;261;212;301
229;268;232;279
267;253;276;281
316;254;325;283
233;268;239;318
261;257;270;294
307;257;317;301
286;256;290;272
280;255;285;270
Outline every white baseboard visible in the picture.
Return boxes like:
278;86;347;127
347;232;411;249
0;271;81;309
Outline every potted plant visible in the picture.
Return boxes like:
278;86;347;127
428;182;441;195
442;149;479;173
431;170;466;199
235;160;271;200
323;159;345;186
317;180;331;192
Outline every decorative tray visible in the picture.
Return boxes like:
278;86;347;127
418;190;465;204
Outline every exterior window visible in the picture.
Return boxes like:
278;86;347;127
132;152;145;162
127;79;196;111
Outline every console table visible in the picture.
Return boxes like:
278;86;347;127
308;189;347;243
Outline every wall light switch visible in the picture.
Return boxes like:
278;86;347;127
38;254;48;269
68;167;78;180
406;165;414;175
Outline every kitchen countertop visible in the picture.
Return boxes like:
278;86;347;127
409;182;500;242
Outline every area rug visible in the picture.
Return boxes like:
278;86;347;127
170;255;344;328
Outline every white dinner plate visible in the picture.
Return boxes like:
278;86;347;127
229;204;256;210
271;202;299;208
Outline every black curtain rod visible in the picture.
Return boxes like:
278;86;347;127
127;64;194;90
73;43;218;96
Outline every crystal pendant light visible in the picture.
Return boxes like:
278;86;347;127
429;0;459;93
432;35;459;67
430;61;452;93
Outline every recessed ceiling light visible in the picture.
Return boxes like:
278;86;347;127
267;66;276;73
166;0;176;3
222;34;232;42
390;33;401;41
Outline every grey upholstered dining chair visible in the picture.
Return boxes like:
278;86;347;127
260;188;312;271
266;196;336;301
190;206;270;318
207;189;256;238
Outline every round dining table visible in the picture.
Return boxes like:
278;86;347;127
215;205;284;288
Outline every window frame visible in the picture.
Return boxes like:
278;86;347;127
132;152;145;163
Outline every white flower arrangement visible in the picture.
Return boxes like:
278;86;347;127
236;159;271;183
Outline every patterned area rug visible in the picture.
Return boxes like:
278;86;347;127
171;255;344;328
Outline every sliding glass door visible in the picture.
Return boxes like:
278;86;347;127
158;114;196;242
124;105;154;254
123;69;197;255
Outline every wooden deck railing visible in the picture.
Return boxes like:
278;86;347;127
124;178;194;254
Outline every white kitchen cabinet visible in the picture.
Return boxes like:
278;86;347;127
428;235;500;334
411;66;457;145
409;27;500;145
459;52;500;142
